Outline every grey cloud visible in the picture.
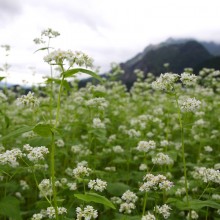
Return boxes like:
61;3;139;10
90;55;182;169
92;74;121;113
0;0;23;25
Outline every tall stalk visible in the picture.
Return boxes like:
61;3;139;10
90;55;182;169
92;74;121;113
173;90;189;205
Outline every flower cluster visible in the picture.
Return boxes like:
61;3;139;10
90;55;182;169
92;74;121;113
139;174;174;192
92;118;105;129
16;92;40;107
33;28;60;44
151;73;179;91
0;148;23;167
152;153;174;165
180;97;201;112
85;97;108;111
38;179;52;198
180;72;197;86
154;204;172;219
88;178;107;192
119;190;138;214
137;140;156;152
31;206;67;219
43;49;93;68
73;165;92;178
23;144;49;162
142;212;156;220
76;205;98;220
193;167;220;184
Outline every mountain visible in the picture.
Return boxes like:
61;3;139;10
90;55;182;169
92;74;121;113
79;39;220;88
120;40;213;88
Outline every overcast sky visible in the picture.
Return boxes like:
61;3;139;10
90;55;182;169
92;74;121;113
1;0;220;85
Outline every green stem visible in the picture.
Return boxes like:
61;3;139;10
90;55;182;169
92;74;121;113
174;90;189;205
51;132;59;219
142;192;147;216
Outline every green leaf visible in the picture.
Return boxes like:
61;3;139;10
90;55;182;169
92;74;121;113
34;47;54;53
74;192;115;209
63;68;103;82
107;182;130;196
45;78;71;91
0;196;22;220
167;198;220;210
33;124;53;137
0;125;34;141
0;76;5;80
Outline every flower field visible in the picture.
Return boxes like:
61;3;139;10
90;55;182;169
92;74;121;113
0;29;220;220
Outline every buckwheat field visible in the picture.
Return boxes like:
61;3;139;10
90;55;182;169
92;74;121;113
0;29;220;220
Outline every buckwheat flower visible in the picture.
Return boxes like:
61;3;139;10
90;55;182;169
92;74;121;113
121;190;138;203
73;165;92;178
142;212;156;220
46;206;67;219
152;73;179;91
88;178;107;192
20;180;29;190
180;97;201;112
139;163;148;171
193;167;220;184
31;213;44;220
25;145;49;162
67;182;77;191
140;174;173;192
16;92;40;107
92;118;105;129
76;205;98;220
212;194;220;200
180;72;197;86
160;140;169;147
85;97;108;111
137;140;156;152
77;161;88;167
111;196;122;204
127;129;141;138
154;204;172;219
33;38;45;45
0;148;23;167
38;179;52;197
112;145;124;153
152;153;174;165
119;202;136;214
186;210;199;219
204;146;213;152
104;166;116;172
41;28;60;38
55;139;65;147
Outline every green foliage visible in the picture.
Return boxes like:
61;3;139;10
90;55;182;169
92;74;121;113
74;192;116;209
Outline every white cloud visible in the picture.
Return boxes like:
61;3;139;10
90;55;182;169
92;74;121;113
1;0;220;85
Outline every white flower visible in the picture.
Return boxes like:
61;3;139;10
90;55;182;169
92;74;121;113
119;202;136;214
85;97;108;111
0;148;23;167
38;179;52;198
121;190;138;203
92;118;105;129
31;213;44;220
204;146;213;152
142;212;156;220
76;205;98;220
139;174;173;192
187;210;199;219
137;140;156;152
24;145;49;162
152;153;174;165
16;92;40;107
180;72;197;85
152;73;179;91
88;179;107;192
112;145;124;153
154;204;172;219
139;163;148;171
73;165;92;178
180;97;201;112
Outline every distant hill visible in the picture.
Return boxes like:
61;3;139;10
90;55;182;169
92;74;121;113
79;38;220;88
